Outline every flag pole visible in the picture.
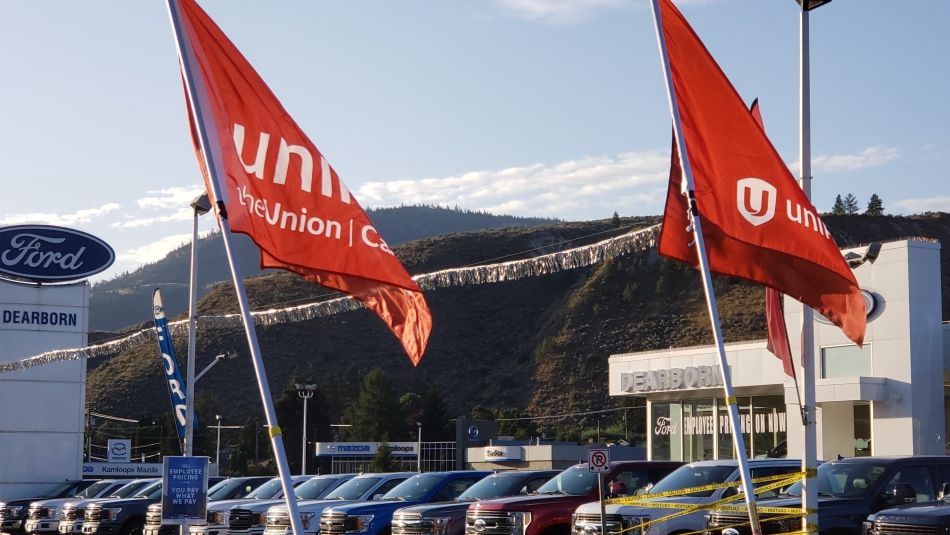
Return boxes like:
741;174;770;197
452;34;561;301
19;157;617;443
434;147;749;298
798;4;819;534
164;3;306;535
649;2;761;535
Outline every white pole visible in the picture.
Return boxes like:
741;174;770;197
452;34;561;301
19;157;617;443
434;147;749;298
649;2;761;534
184;203;199;456
799;5;819;535
416;422;422;473
165;2;305;534
301;396;308;475
215;415;222;466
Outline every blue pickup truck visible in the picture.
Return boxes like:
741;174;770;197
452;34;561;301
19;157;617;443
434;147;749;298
320;472;492;535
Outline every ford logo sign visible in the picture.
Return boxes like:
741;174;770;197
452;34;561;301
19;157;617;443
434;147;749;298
0;225;115;282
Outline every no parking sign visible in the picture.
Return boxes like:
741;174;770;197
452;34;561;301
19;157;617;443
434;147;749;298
588;448;609;472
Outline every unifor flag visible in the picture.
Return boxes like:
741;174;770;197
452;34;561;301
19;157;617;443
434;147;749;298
170;0;432;365
655;0;866;346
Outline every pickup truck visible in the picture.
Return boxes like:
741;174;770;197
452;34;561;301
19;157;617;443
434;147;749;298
466;461;683;535
81;481;166;535
225;474;355;535
2;481;97;535
24;481;128;535
190;476;314;535
59;481;160;535
705;456;950;535
264;473;417;535
321;471;492;535
144;477;273;535
392;470;560;535
572;459;802;535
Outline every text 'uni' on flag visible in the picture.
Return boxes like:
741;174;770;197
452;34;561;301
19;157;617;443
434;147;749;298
173;0;432;365
654;0;866;346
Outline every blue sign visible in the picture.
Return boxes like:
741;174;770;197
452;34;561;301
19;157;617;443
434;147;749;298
161;456;209;525
153;288;198;448
0;225;114;282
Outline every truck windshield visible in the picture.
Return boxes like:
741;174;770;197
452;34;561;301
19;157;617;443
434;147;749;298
78;481;114;499
325;478;382;500
134;481;163;498
41;481;93;499
785;461;888;498
111;481;152;499
535;466;596;496
383;474;445;501
295;478;339;500
456;474;529;501
207;479;242;501
648;464;736;498
247;479;283;499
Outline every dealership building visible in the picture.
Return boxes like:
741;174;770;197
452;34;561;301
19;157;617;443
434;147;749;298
608;239;947;461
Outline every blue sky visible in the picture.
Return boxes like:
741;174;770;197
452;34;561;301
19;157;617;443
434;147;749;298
1;0;947;281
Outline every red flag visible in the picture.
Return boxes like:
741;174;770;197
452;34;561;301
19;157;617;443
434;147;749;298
173;0;432;365
655;0;866;346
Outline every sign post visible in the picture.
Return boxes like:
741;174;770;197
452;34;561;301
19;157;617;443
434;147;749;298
162;456;209;533
588;448;609;535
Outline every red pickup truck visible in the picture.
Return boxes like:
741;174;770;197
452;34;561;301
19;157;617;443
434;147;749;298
465;461;683;535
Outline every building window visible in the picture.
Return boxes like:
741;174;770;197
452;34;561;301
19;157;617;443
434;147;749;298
853;402;871;457
682;399;715;461
651;401;673;461
820;344;872;379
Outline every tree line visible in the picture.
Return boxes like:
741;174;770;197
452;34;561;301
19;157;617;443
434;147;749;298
831;193;884;216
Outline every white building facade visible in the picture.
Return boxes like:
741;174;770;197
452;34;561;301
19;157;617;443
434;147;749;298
608;239;947;461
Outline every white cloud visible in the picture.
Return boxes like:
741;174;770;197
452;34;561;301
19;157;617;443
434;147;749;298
894;196;950;214
493;0;629;24
812;146;899;173
357;150;670;220
0;203;121;226
120;233;195;265
136;186;206;210
113;207;195;228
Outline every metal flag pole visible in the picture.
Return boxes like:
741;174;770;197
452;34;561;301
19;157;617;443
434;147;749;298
185;194;211;456
164;2;305;535
797;2;826;533
649;1;762;534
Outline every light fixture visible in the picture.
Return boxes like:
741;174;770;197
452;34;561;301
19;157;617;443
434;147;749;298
796;0;832;10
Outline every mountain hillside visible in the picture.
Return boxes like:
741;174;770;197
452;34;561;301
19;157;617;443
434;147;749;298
84;213;950;440
89;205;558;331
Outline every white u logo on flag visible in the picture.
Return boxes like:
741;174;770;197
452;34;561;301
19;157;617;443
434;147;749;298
736;177;777;226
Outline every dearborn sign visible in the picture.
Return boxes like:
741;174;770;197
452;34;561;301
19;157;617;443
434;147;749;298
621;365;726;393
0;225;114;282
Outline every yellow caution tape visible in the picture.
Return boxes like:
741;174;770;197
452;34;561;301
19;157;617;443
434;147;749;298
269;425;282;437
607;471;802;504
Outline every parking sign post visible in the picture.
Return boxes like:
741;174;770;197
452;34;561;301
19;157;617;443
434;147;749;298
589;448;609;535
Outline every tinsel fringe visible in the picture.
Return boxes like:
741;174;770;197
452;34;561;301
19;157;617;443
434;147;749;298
0;224;659;373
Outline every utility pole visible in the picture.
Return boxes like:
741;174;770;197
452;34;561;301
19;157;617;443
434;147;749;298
296;384;316;475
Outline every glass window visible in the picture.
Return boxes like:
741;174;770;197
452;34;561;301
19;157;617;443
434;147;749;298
785;461;888;498
718;397;751;459
883;467;935;503
649;464;736;498
651;402;673;461
854;403;871;457
821;344;872;378
682;399;715;461
752;396;788;458
535;465;597;496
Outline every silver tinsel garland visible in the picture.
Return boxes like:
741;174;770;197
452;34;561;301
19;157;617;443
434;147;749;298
0;224;659;374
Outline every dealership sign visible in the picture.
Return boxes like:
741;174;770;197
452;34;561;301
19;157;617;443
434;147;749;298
0;225;115;282
315;442;418;456
83;462;163;476
482;446;523;462
621;365;726;393
108;439;132;463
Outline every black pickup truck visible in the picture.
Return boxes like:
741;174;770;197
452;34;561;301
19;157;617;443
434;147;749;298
705;456;950;535
81;483;165;535
864;484;950;535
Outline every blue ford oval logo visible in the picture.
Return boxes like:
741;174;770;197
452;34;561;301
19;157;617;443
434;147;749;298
0;225;115;282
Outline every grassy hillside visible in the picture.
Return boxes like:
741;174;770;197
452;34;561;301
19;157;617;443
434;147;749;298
85;213;950;441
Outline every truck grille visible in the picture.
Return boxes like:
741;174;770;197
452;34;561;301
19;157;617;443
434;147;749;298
265;510;290;528
572;513;645;535
229;509;259;530
707;512;791;535
466;511;514;535
392;512;427;535
873;522;938;535
62;507;79;522
321;512;348;535
146;507;163;527
28;506;45;520
85;506;102;523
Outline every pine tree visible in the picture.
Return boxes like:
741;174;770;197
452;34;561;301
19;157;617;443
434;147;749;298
843;193;860;215
418;386;453;441
865;193;884;216
831;194;846;215
611;211;621;227
371;443;399;472
343;368;403;441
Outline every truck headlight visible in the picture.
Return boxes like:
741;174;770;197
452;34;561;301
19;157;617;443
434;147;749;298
102;509;122;521
622;515;649;535
510;513;532;535
428;517;451;535
300;513;315;531
46;508;61;519
7;506;24;516
346;515;374;533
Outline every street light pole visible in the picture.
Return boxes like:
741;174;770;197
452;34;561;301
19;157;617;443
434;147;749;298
296;384;316;475
416;421;422;473
184;193;211;456
215;414;222;466
195;351;238;383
